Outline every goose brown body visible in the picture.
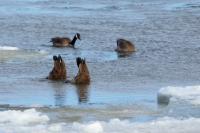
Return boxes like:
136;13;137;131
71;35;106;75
115;39;135;52
51;33;81;47
74;57;90;84
47;55;67;80
51;37;71;47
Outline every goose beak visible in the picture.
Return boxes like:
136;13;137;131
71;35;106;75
76;33;81;40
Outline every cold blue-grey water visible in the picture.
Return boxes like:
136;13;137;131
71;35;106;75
0;0;200;132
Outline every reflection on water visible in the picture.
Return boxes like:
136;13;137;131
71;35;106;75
51;82;66;107
51;82;89;106
76;84;89;104
117;52;134;58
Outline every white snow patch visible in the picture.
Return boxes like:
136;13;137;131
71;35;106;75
158;85;200;105
0;109;49;125
0;46;19;51
0;109;200;133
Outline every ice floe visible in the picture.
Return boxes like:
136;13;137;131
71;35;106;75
0;109;200;133
165;2;200;10
158;86;200;105
0;109;49;125
0;46;19;51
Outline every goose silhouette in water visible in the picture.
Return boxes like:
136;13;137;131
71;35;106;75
76;84;89;103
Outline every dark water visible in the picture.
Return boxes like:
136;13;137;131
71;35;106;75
0;0;200;132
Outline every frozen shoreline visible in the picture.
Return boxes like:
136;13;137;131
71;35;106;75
0;109;199;133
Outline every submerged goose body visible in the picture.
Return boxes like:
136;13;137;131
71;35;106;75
47;55;66;80
65;57;90;85
74;57;90;84
115;39;136;52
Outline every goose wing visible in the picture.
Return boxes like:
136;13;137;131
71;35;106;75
51;37;62;43
62;37;71;44
117;39;132;48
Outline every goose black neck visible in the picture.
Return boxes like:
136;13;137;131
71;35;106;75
70;35;77;46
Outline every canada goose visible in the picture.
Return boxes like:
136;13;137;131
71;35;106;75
47;55;67;80
115;39;136;52
70;57;90;84
50;33;81;47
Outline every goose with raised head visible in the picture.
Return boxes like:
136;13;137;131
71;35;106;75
51;33;81;48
